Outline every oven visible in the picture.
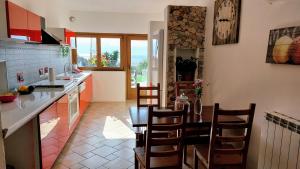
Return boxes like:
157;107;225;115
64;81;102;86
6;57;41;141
68;85;79;129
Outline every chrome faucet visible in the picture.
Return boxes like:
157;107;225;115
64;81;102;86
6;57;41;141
64;63;72;76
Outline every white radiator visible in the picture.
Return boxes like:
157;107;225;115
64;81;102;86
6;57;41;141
258;112;300;169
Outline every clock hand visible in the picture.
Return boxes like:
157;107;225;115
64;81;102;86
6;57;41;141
219;18;231;22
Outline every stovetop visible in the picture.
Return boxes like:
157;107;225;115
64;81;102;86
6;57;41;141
32;80;73;89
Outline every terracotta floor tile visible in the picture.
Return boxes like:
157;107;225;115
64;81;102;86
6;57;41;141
79;155;109;169
105;154;118;161
103;139;125;147
92;146;118;157
58;153;86;167
127;165;134;169
112;147;134;160
85;135;105;145
82;152;95;158
103;157;133;169
69;163;85;169
72;143;96;155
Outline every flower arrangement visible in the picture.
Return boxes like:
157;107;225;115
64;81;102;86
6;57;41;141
194;79;204;97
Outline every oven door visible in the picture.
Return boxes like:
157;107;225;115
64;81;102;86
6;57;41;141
68;87;79;129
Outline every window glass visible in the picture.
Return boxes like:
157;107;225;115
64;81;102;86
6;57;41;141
100;38;121;68
76;37;97;67
130;40;148;88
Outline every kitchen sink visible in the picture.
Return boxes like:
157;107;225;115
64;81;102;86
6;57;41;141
56;73;84;80
72;73;84;78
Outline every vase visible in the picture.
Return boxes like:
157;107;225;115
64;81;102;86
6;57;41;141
194;96;202;114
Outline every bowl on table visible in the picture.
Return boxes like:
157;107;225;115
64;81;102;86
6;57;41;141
0;92;17;103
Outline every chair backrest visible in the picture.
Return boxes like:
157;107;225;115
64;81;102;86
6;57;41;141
145;106;188;169
137;83;161;108
208;103;256;169
175;81;195;101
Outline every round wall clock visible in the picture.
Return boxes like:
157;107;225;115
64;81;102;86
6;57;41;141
213;0;241;45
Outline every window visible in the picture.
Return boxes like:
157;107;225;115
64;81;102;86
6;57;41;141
76;37;97;67
100;38;121;68
74;33;125;70
74;33;147;71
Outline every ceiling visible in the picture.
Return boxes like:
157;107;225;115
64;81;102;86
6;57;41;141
63;0;208;14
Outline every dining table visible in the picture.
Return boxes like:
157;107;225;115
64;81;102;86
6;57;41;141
129;105;245;128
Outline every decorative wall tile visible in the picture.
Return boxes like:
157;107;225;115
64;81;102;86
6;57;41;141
0;42;70;90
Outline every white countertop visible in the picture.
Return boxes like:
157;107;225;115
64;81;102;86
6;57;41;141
0;71;92;138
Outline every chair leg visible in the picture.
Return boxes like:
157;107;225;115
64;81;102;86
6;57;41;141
194;149;198;169
136;133;144;147
135;155;138;169
183;145;188;165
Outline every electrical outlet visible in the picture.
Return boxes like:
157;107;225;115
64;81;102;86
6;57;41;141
39;68;44;78
16;72;24;83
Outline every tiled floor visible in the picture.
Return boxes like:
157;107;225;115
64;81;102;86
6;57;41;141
53;101;193;169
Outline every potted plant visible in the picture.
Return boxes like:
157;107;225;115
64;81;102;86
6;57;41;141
176;56;198;81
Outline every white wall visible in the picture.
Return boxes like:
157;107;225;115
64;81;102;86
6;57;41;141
92;71;126;102
70;10;163;34
202;0;300;168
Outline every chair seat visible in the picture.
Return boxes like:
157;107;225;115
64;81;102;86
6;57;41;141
134;146;180;168
195;144;243;168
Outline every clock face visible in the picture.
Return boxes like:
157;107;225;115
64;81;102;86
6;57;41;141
212;0;241;45
215;0;236;40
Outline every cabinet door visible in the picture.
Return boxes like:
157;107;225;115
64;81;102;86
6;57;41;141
56;95;70;151
6;1;28;40
79;74;93;115
79;86;87;116
86;74;93;103
27;11;41;42
39;102;59;169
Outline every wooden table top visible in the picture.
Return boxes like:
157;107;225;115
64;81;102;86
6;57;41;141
129;106;244;128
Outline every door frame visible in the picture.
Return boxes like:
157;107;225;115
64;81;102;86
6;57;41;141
125;34;148;100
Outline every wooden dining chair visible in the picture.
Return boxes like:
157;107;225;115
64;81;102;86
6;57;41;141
194;103;256;169
133;105;188;169
175;81;211;166
137;83;161;108
136;83;161;147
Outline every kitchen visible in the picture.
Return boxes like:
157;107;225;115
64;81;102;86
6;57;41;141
1;0;300;169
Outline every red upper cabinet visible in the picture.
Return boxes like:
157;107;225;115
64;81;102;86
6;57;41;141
6;1;42;42
27;11;41;42
65;29;75;46
6;1;28;40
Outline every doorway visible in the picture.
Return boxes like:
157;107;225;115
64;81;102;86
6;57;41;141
126;35;148;99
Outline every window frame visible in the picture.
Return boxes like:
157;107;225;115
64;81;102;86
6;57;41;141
75;32;147;71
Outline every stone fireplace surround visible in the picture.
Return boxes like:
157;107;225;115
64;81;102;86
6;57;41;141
165;5;206;106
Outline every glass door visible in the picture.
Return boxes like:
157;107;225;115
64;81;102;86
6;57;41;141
126;35;148;99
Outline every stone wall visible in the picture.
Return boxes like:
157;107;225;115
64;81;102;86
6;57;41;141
166;5;206;106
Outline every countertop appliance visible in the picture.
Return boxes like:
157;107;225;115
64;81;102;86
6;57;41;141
32;80;73;89
68;85;79;129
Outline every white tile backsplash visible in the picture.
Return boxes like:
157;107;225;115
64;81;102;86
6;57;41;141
0;42;70;90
